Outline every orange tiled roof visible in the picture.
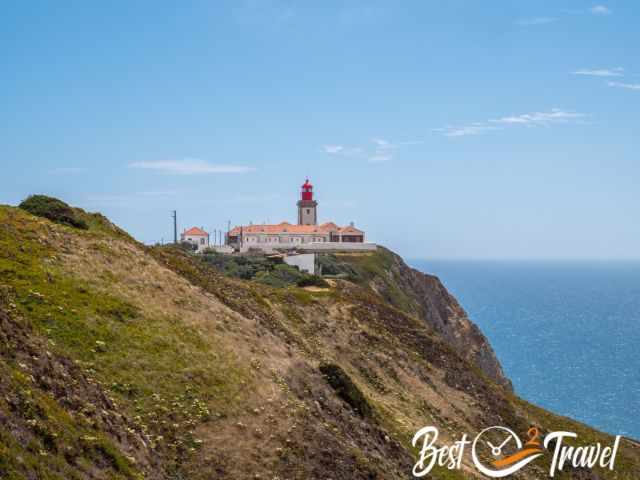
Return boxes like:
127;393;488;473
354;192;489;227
319;222;338;229
228;221;362;236
336;225;364;234
183;227;209;236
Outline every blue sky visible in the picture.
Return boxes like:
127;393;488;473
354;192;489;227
1;1;638;259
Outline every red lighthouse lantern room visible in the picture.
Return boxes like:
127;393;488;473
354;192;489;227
301;179;313;201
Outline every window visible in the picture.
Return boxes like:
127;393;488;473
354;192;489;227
306;209;310;214
200;238;205;245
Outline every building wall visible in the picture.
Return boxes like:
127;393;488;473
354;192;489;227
299;242;377;252
229;229;365;252
242;233;329;245
182;234;209;252
283;253;316;274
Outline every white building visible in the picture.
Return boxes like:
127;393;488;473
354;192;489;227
181;227;210;252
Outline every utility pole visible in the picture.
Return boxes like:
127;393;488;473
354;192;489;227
171;210;177;244
227;220;231;245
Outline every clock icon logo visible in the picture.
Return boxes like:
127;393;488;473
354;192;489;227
472;426;544;478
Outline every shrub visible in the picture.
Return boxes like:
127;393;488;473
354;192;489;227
319;363;372;417
254;264;304;288
317;254;360;280
296;274;329;288
178;241;198;252
19;195;88;230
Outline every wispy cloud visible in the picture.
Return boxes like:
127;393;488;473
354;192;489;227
322;145;363;157
372;138;393;150
491;108;586;126
129;159;254;175
368;138;423;162
432;124;500;138
323;138;422;163
590;5;612;15
435;109;587;138
572;68;624;77
608;81;640;91
515;17;558;26
323;145;344;154
516;5;611;26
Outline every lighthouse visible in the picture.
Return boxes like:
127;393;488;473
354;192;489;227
297;179;318;225
227;178;368;251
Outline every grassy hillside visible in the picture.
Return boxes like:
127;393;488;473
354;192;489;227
0;201;638;479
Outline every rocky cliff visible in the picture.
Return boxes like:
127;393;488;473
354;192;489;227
0;201;638;479
322;248;511;389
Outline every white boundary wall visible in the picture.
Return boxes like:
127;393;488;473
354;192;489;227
283;253;316;274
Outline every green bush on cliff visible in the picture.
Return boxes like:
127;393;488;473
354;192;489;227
19;195;88;230
201;251;273;280
254;263;305;287
317;254;360;280
296;274;329;288
201;252;325;288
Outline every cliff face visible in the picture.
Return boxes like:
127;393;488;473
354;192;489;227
342;248;511;388
0;203;638;480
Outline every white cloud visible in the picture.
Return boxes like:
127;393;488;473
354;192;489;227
572;68;624;77
608;81;640;90
491;108;586;126
372;138;393;149
129;159;254;175
322;145;364;156
590;5;612;15
433;124;500;137
435;109;586;138
369;139;394;162
323;138;421;163
515;17;558;26
323;145;344;154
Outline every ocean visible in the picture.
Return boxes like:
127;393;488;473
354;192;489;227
410;259;640;440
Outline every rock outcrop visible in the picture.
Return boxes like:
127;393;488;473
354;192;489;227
369;249;511;388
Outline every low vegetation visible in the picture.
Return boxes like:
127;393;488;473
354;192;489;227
196;250;328;288
0;197;638;479
19;195;88;230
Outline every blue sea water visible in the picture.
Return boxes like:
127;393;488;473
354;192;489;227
410;260;640;440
